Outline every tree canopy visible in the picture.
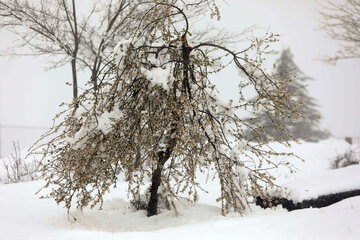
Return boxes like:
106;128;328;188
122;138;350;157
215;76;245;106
32;0;301;217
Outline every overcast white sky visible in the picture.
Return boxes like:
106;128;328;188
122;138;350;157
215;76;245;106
0;0;359;156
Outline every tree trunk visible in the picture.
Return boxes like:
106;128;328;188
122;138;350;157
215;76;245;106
146;36;189;216
71;0;79;103
90;56;100;92
71;58;78;100
147;142;176;216
147;164;163;216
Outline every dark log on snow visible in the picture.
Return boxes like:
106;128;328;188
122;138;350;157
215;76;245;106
256;189;360;211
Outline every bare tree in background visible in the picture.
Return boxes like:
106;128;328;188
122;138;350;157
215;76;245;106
0;0;140;101
319;0;360;63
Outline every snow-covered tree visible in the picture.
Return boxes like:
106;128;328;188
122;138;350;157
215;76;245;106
246;48;330;142
32;1;302;217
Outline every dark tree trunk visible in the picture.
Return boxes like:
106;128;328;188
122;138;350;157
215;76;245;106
90;55;100;92
147;164;163;216
146;35;191;217
147;138;176;216
182;35;192;98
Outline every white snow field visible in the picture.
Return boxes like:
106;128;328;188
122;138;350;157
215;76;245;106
1;138;360;240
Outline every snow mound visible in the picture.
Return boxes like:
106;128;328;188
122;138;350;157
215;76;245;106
274;164;360;202
55;199;222;232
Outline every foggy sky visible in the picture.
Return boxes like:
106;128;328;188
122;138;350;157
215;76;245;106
1;0;359;156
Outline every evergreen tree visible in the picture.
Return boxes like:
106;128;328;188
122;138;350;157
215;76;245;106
248;48;330;142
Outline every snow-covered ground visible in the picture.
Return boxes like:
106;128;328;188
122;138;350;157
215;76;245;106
275;164;360;202
1;180;360;240
1;138;360;240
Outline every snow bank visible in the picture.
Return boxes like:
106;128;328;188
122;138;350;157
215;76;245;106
273;164;360;202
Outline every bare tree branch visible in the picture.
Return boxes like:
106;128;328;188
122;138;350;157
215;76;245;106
319;0;360;63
